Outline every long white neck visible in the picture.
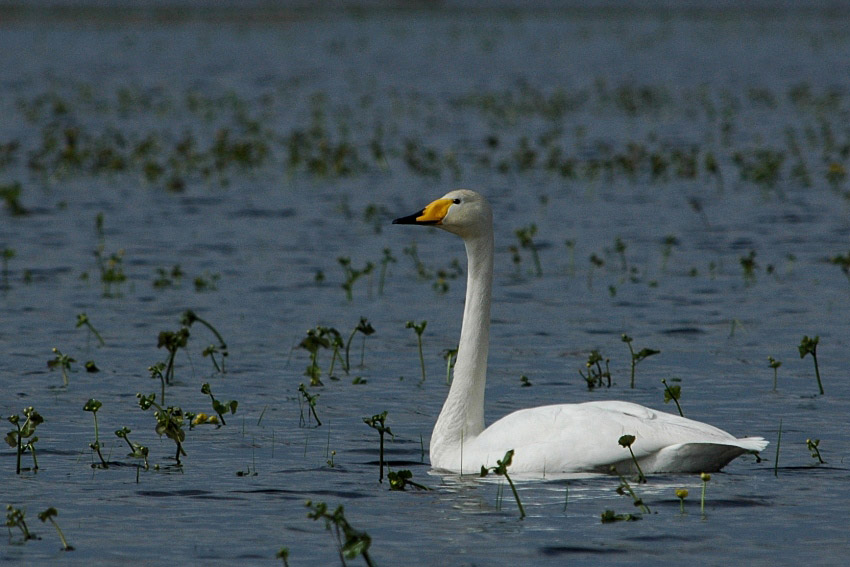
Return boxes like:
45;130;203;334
431;230;493;457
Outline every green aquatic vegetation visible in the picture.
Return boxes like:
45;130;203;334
115;427;149;469
403;243;430;280
660;235;678;272
513;224;542;277
739;250;757;284
193;271;220;292
600;509;641;523
148;362;168;405
153;265;184;288
0;181;27;216
5;505;35;542
432;259;463;294
338;257;374;301
305;501;375;567
5;407;43;474
826;162;846;189
201;345;226;374
75;313;105;347
300;327;331;386
442;347;458;385
94;246;127;297
47;347;75;386
732;148;785;188
480;450;525;519
1;247;14;291
403;137;443;177
406;320;428;381
588;253;604;289
621;334;660;389
611;465;650;514
344;317;375;373
363;203;391;234
700;472;711;516
676;488;688;515
768;356;782;391
520;375;532;387
157;327;190;385
611;237;628;272
276;547;291;567
564;239;576;275
181;310;228;369
137;393;187;466
84;360;99;373
579;350;610;389
388;469;430;491
618;435;647;483
661;378;684;416
363;411;393;483
378;248;396;296
298;383;322;427
38;508;73;551
806;438;825;464
201;383;237;426
798;335;824;395
83;399;108;469
828;251;850;282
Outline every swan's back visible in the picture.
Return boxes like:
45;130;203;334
461;401;767;474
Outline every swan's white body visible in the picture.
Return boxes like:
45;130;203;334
394;189;767;475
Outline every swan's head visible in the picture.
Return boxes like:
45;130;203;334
392;189;492;239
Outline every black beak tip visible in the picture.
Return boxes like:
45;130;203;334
392;211;424;225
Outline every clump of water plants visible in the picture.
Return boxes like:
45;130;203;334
298;383;322;427
363;411;393;483
305;500;374;567
618;434;647;483
153;264;184;288
621;334;660;388
768;356;782;391
5;505;36;542
377;248;396;295
276;547;290;567
829;251;850;282
0;181;27;216
76;313;105;347
480;449;525;519
47;347;75;386
137;393;187;465
798;335;824;395
83;399;108;468
579;350;610;389
338;257;374;301
115;427;149;469
387;469;430;491
157;327;189;385
181;310;228;371
201;383;237;426
94;247;127;297
661;378;684;416
345;317;375;373
610;465;650;516
739;250;758;284
300;327;331;386
806;438;825;464
38;508;74;551
600;509;641;523
5;406;43;474
406;320;427;381
510;223;542;277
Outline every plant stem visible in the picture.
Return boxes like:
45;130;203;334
774;418;782;477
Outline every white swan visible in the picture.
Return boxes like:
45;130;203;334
394;189;767;475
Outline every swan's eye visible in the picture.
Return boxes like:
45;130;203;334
453;198;461;204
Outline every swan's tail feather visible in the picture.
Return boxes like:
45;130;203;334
736;436;769;453
627;438;769;474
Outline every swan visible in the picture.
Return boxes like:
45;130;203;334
393;189;767;475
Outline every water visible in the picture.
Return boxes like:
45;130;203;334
1;3;849;565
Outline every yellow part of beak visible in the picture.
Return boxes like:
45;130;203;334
416;198;453;223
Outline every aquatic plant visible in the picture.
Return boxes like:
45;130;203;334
338;257;374;301
700;472;710;516
829;251;850;282
579;350;610;389
363;411;393;483
387;470;430;491
600;509;641;523
298;383;322;427
676;488;688;514
774;419;782;477
798;335;824;395
201;383;237;426
157;327;189;385
621;334;660;389
480;450;525;519
5;505;35;542
114;427;149;469
0;181;27;216
739;250;757;284
611;465;650;514
83;399;108;468
148;362;168;405
513;224;542;277
38;508;73;551
153;264;184;288
618;435;647;483
181;310;228;371
300;327;331;386
193;272;220;292
76;313;105;347
5;407;43;474
661;378;684;416
406;320;428;381
660;235;679;273
806;438;825;464
276;547;291;567
587;253;604;289
519;375;532;387
344;317;375;373
377;248;396;295
305;501;374;567
768;356;782;391
94;247;127;297
136;393;187;465
47;347;75;386
442;347;458;385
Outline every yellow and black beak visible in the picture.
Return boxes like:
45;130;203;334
393;197;453;226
